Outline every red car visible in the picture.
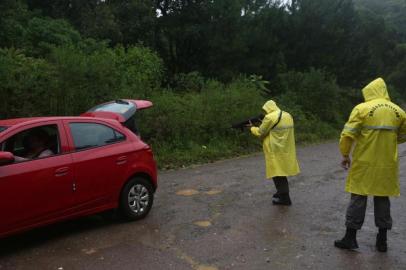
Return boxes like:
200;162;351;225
0;100;157;238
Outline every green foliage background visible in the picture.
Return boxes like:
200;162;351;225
1;0;406;167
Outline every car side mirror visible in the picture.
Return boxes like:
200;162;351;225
0;151;15;166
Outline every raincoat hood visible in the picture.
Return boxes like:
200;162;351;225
362;78;391;102
262;100;280;114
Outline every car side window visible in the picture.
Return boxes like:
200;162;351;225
1;125;60;162
69;123;126;151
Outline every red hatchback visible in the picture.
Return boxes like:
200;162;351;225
0;100;157;238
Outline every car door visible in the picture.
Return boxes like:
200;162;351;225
0;121;74;235
63;120;131;210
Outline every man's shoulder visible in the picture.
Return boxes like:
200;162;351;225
362;100;404;111
356;100;406;118
264;111;283;121
388;101;405;113
354;100;387;111
263;113;275;121
353;102;366;111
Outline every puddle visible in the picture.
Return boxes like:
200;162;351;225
176;189;200;196
205;189;223;195
82;248;97;255
194;220;212;227
196;265;219;270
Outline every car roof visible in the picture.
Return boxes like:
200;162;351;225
0;117;54;126
0;99;153;127
0;116;120;129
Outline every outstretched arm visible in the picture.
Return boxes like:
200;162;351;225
251;114;274;139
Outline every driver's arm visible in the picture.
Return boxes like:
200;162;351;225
38;149;54;158
14;156;28;162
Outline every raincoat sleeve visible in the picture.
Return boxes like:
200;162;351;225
398;118;406;144
339;107;362;156
251;114;274;140
339;137;353;156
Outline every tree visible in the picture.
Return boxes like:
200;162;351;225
354;0;406;41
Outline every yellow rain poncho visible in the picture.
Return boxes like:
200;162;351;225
251;100;300;179
340;78;406;196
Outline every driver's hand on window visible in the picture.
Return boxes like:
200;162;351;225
14;156;28;162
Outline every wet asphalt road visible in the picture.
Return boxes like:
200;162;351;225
1;142;406;270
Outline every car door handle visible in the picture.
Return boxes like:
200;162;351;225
55;167;69;177
116;156;127;165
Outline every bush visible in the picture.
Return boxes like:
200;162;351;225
274;69;345;125
141;78;265;141
0;48;56;119
138;77;266;167
0;44;164;118
115;46;164;97
269;69;355;144
171;71;205;92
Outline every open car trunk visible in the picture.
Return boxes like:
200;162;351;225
81;99;153;135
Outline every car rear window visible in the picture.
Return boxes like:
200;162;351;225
87;100;136;121
0;126;7;133
93;102;134;113
69;123;126;151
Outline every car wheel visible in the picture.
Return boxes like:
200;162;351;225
119;177;154;221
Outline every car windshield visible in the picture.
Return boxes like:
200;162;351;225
0;126;7;133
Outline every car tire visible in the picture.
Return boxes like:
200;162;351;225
119;177;154;221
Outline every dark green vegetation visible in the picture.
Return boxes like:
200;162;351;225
355;0;406;40
1;0;405;168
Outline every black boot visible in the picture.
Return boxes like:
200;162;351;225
334;228;359;250
272;193;292;206
273;192;281;199
376;229;388;252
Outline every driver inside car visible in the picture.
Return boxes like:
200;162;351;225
14;129;54;162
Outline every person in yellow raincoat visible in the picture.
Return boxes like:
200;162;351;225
335;78;406;252
249;100;300;205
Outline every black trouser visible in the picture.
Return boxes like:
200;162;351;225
272;176;289;195
345;193;392;230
